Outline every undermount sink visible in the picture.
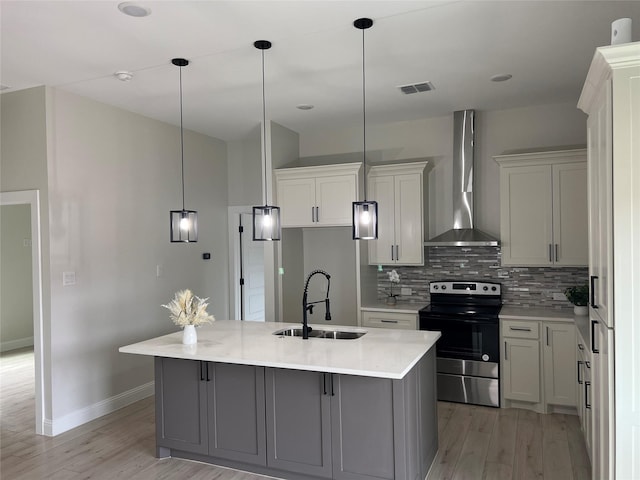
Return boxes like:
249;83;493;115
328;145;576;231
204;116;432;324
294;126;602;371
273;328;366;340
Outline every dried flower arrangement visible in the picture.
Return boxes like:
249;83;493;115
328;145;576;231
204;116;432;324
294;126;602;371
162;289;215;327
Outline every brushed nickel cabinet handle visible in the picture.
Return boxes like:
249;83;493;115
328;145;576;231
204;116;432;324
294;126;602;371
509;326;531;332
555;244;559;262
549;244;553;262
381;319;399;324
504;341;508;360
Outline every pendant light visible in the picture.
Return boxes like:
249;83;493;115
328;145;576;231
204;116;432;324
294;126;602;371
170;58;198;243
352;18;378;240
252;40;281;241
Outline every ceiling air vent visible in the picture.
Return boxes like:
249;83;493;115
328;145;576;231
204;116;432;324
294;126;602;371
398;81;435;95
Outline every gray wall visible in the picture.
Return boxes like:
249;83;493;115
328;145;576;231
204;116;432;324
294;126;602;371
1;86;229;434
297;102;588;239
0;204;34;350
0;86;53;421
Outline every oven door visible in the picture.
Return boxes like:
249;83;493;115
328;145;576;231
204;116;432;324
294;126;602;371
419;315;499;364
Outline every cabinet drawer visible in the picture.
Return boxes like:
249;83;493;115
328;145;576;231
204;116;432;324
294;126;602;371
362;311;417;330
502;320;539;339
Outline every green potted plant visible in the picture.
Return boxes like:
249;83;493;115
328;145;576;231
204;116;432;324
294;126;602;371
564;285;589;316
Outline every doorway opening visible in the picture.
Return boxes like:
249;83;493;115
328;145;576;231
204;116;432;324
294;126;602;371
228;207;265;321
0;190;45;435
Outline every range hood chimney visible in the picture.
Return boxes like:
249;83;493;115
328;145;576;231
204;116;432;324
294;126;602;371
424;110;500;247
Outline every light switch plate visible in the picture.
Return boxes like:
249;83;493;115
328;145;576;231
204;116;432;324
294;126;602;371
400;287;412;296
62;271;76;286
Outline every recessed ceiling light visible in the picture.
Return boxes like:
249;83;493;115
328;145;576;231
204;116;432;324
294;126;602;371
296;104;314;110
118;2;151;17
491;74;513;82
114;71;134;82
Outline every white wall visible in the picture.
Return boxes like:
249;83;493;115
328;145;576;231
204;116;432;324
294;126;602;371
298;102;588;238
2;86;229;434
0;204;34;350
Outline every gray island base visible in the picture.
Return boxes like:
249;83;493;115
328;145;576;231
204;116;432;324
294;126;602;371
120;321;440;480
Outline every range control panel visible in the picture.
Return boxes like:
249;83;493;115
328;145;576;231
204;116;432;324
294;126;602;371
429;281;501;295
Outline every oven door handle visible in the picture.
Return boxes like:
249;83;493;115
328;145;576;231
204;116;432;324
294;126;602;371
420;317;498;325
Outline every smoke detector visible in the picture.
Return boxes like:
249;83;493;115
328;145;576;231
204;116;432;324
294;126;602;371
398;81;435;95
490;73;513;82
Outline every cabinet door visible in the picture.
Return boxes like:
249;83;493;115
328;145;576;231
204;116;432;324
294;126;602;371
588;83;613;327
368;175;395;264
503;338;541;403
592;319;614;480
331;374;395;480
277;177;316;227
500;165;554;266
207;363;266;465
316;175;356;226
155;357;208;455
394;174;424;265
265;368;332;478
543;323;576;406
553;163;588;266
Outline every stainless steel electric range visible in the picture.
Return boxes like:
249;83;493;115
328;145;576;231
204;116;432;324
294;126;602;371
419;281;502;407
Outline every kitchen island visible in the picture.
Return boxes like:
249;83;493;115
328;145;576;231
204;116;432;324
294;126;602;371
120;320;440;480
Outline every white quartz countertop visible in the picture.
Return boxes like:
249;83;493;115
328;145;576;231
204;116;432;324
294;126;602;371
119;320;440;380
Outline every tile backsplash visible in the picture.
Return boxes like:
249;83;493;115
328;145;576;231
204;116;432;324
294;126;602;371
376;246;588;309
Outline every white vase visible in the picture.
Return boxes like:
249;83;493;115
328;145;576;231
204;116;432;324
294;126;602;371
182;325;197;345
573;305;588;316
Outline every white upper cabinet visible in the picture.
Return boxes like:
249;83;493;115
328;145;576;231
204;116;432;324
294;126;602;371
367;162;428;266
275;163;361;228
495;149;588;267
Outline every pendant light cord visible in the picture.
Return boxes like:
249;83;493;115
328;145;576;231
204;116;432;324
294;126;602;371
261;49;268;207
179;64;186;211
361;26;368;201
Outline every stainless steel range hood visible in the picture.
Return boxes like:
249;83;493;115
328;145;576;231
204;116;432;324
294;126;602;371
424;110;500;247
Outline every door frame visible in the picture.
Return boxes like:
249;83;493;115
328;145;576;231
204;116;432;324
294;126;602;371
228;206;266;321
0;190;45;435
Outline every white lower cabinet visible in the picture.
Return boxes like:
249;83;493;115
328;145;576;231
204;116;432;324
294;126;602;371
576;331;592;460
543;322;576;406
500;317;576;413
361;310;418;330
502;321;541;404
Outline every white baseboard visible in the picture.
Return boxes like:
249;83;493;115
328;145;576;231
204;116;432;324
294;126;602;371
0;336;34;353
44;381;154;437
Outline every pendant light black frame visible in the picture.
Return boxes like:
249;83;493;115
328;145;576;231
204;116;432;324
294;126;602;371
252;40;281;241
352;18;378;240
170;57;198;242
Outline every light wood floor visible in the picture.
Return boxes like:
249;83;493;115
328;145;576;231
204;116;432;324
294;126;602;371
1;348;591;479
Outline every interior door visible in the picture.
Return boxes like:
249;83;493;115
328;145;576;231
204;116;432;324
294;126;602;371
240;213;265;322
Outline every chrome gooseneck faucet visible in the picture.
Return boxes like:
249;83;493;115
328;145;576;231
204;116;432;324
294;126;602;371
302;270;332;339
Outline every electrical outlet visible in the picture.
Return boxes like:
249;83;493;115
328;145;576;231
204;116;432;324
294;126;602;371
156;265;162;278
552;292;567;301
400;287;412;296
